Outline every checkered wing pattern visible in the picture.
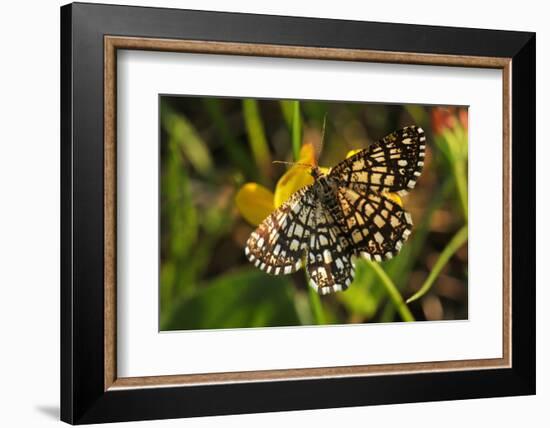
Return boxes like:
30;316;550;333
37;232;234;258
245;125;425;295
336;186;413;261
305;204;354;295
330;126;426;196
245;186;315;275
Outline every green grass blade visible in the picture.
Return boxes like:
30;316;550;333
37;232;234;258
242;99;271;179
366;261;415;322
279;100;294;130
291;101;302;161
308;286;327;324
161;104;213;177
433;130;469;223
406;225;468;304
201;98;257;179
378;177;454;322
453;161;469;222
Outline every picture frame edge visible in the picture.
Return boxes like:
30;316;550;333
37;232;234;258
61;2;536;424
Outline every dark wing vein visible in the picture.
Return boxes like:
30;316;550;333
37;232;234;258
245;186;315;275
305;202;354;295
336;186;413;261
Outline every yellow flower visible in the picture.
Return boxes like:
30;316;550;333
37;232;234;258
235;182;276;226
236;144;401;227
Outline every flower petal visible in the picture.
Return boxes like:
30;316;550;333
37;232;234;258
382;192;403;207
235;182;275;226
431;106;458;135
274;143;316;208
346;149;363;159
274;165;313;208
298;140;317;165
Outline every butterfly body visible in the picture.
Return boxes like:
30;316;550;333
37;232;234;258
311;170;343;221
245;125;426;295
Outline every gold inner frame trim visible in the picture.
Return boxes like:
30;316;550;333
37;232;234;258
104;35;512;391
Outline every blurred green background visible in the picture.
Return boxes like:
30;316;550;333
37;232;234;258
159;96;469;331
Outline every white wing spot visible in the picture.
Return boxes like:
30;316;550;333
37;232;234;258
361;252;372;261
323;249;333;264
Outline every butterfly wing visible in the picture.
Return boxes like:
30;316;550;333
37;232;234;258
336;186;413;261
305;202;354;295
246;125;425;291
330;125;426;195
245;184;355;294
245;186;316;275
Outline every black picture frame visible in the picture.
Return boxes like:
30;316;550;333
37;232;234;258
61;2;535;424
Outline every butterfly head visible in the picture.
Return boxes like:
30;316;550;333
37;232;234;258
309;165;323;180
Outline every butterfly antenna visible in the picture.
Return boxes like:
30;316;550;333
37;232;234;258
321;114;327;148
272;160;312;169
312;114;327;163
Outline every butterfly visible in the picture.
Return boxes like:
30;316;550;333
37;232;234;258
245;125;426;295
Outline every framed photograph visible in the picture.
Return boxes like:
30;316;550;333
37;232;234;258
60;2;535;424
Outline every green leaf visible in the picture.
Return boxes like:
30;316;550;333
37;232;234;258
242;99;272;179
406;225;468;304
365;261;415;322
161;269;301;331
337;259;378;318
201;98;257;179
291;100;302;161
307;285;326;324
279;100;294;129
161;102;213;177
160;128;199;308
404;104;428;125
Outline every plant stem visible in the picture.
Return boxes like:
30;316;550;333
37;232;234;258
406;225;468;304
279;100;294;130
242;99;271;180
453;162;469;223
366;261;415;322
308;286;326;324
291;101;301;161
379;177;454;322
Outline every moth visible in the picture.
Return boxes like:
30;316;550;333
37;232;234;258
245;125;426;295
